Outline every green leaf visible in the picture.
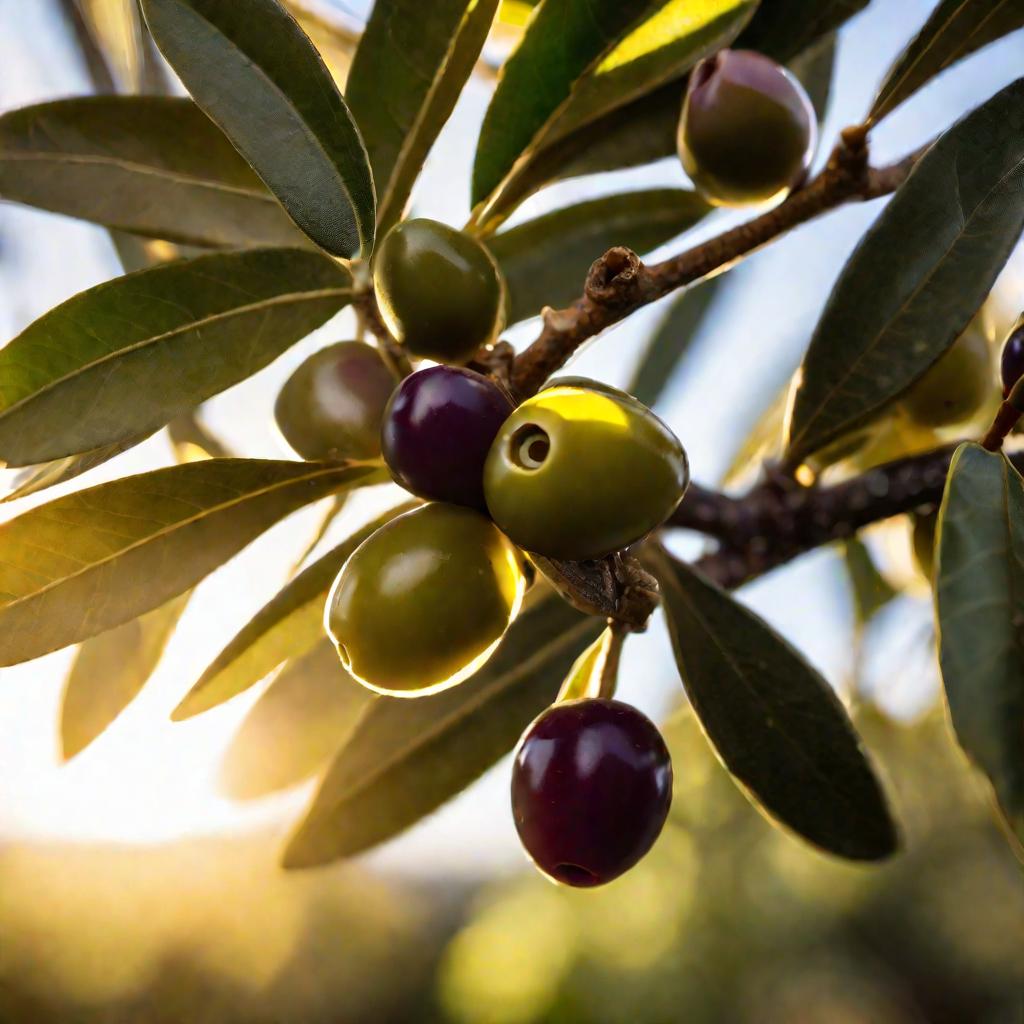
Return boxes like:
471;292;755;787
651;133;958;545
870;0;1024;124
140;0;375;258
61;592;191;761
0;98;309;249
935;442;1024;853
786;78;1024;465
348;0;498;233
789;31;836;122
472;0;753;222
647;546;898;860
735;0;867;60
843;537;898;627
489;188;709;325
282;593;602;866
74;0;145;92
220;639;372;800
555;628;611;702
167;412;233;462
0;458;384;667
628;277;721;408
2;435;152;504
174;501;416;720
0;248;352;467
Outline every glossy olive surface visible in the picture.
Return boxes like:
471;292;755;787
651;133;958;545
512;699;673;887
373;218;505;364
678;49;816;207
483;379;689;561
274;341;396;460
325;503;524;696
901;322;993;428
381;365;514;510
1000;313;1024;395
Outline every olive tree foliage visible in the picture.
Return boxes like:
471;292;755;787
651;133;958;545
0;0;1022;869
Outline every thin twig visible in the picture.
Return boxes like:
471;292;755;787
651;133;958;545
510;131;930;397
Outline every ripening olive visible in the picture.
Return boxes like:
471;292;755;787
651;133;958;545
381;365;515;510
483;378;689;561
1000;313;1024;396
512;699;673;887
372;218;505;364
325;503;525;696
901;322;993;428
274;342;396;460
678;49;816;207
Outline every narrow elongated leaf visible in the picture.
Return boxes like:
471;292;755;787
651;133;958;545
489;189;709;325
646;547;898;860
736;0;866;59
0;458;384;666
61;592;191;760
283;594;603;866
284;0;360;87
167;412;232;462
0;248;352;467
220;640;372;800
2;434;152;504
75;0;144;92
140;0;375;257
843;537;898;627
787;79;1024;465
871;0;1024;124
629;277;721;408
0;98;308;248
935;443;1024;851
175;502;416;720
348;0;498;232
789;31;836;121
555;628;611;702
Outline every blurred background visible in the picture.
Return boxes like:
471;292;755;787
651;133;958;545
0;1;1022;1021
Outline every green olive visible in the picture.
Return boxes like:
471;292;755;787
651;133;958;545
325;503;525;696
274;342;396;460
901;322;994;428
372;218;505;364
483;378;689;561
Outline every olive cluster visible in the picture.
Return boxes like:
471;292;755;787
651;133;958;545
274;217;686;886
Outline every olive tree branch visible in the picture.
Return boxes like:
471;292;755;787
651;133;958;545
510;129;929;397
669;442;1024;590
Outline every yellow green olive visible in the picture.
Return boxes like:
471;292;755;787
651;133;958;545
901;322;993;428
325;503;525;696
372;218;505;364
483;378;689;561
274;341;396;460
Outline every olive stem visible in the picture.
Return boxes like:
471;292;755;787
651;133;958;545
667;441;1024;589
980;375;1024;451
508;130;930;397
597;624;625;700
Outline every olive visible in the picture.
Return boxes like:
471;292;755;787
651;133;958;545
512;699;673;887
483;378;688;561
678;49;816;207
901;321;993;428
372;218;505;364
381;365;514;510
1000;313;1024;396
325;503;525;696
274;341;396;460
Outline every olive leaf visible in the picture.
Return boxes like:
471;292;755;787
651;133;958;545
789;31;836;122
167;412;233;462
140;0;375;258
646;546;898;860
0;248;352;466
934;443;1024;855
0;98;308;249
555;628;612;702
220;640;372;800
174;502;416;720
786;78;1024;465
347;0;498;233
472;0;754;226
489;189;709;326
628;277;721;409
870;0;1024;125
0;458;385;667
73;0;145;92
282;594;603;867
61;592;192;761
843;537;898;628
283;0;360;88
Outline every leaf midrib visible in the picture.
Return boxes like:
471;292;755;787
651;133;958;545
0;285;353;420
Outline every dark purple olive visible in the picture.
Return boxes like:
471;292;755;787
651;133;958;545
1001;313;1024;396
678;49;816;207
381;365;514;510
511;699;673;887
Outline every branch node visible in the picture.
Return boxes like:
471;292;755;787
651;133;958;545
584;246;642;306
